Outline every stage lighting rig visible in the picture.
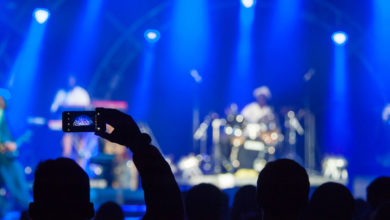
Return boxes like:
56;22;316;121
144;29;161;43
241;0;256;8
332;31;348;46
33;8;50;24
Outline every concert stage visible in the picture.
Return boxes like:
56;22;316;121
2;0;390;218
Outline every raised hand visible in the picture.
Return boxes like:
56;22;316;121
94;108;148;150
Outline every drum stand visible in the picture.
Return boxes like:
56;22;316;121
193;114;213;156
304;111;316;173
211;118;233;173
193;115;212;173
303;68;317;173
284;111;304;163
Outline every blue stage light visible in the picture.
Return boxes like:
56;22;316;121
33;8;50;24
144;29;161;43
241;0;256;8
332;31;348;46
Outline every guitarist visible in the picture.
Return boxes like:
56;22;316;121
0;90;30;213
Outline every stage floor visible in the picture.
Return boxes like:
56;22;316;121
175;172;348;189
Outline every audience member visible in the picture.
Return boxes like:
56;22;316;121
367;177;390;212
257;159;309;220
28;158;94;220
230;185;261;220
305;182;354;220
373;201;390;220
95;201;124;220
185;183;228;220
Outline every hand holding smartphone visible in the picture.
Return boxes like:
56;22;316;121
62;108;146;149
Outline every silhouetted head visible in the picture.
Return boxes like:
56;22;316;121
373;201;390;220
95;201;124;220
367;177;390;211
186;183;228;220
307;182;354;220
29;158;94;220
257;159;309;220
231;185;261;220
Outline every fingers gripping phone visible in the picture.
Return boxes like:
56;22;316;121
62;110;105;132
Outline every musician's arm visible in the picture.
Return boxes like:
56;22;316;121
0;115;13;143
0;115;16;152
241;103;250;118
241;103;257;123
50;90;66;113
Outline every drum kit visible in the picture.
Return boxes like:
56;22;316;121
190;104;304;174
221;110;283;172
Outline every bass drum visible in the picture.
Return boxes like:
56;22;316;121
229;121;282;171
232;140;274;171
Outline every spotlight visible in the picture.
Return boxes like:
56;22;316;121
33;8;50;24
241;0;256;8
332;31;348;46
144;29;160;43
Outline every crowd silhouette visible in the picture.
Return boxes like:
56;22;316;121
230;185;260;220
7;108;389;219
95;201;124;220
185;183;229;220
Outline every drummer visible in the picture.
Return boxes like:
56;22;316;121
237;86;279;170
241;86;276;126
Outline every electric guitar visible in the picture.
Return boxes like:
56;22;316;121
0;130;32;163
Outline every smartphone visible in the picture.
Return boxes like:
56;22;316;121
62;111;96;132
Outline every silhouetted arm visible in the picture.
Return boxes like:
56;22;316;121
95;108;184;220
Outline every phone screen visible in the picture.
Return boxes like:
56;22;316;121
62;111;96;132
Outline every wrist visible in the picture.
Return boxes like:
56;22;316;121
131;133;151;148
